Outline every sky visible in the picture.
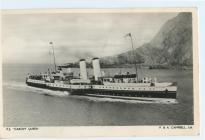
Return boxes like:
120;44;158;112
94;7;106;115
2;12;178;64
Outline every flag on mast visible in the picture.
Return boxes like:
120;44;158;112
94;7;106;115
124;33;131;37
48;42;52;55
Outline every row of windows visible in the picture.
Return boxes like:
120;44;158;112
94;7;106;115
48;84;71;88
29;79;45;84
29;81;166;91
47;84;90;89
94;86;165;91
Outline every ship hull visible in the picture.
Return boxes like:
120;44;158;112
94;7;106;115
87;89;176;98
26;80;47;88
26;79;177;99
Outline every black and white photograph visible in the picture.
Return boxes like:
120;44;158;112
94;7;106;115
0;8;199;137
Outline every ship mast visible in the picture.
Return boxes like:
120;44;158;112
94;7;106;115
49;42;57;72
125;33;139;81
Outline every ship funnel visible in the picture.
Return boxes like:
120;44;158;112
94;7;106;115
79;59;88;80
92;57;101;81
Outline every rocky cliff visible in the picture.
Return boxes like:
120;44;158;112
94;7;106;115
101;12;193;67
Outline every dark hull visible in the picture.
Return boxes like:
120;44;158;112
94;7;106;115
26;81;176;99
26;81;86;95
26;81;47;88
88;89;176;99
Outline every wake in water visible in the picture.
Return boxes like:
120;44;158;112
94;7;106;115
74;95;178;104
3;81;70;97
3;81;178;104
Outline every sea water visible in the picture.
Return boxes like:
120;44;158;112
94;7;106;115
2;63;194;126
